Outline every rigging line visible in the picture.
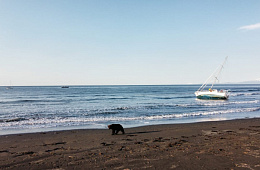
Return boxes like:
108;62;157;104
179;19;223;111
198;64;221;91
198;56;228;91
210;56;228;89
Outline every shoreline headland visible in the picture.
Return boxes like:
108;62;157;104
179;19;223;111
0;118;259;169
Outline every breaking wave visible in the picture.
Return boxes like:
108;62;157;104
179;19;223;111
1;107;259;130
230;92;260;96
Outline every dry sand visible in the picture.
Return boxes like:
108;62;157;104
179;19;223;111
0;118;259;170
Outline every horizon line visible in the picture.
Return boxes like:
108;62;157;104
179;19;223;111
1;82;259;87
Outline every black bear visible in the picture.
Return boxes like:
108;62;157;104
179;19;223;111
108;124;125;135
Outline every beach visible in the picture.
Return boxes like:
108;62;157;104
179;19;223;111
0;118;259;169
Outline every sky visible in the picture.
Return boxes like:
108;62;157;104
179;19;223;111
0;0;260;86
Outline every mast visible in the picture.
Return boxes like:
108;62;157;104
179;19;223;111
197;56;228;91
210;56;228;89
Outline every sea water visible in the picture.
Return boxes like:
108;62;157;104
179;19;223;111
0;84;259;135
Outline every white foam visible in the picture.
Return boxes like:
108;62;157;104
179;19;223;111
198;100;258;106
1;107;259;130
230;100;259;104
231;92;260;96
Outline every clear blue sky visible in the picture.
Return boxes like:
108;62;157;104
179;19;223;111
1;0;260;86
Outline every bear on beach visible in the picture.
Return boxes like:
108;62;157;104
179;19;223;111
108;124;125;135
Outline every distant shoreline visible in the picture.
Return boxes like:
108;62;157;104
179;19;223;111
0;83;260;87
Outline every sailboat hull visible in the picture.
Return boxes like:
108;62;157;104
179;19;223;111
195;90;229;100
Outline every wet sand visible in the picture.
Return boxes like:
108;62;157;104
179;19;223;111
0;118;259;170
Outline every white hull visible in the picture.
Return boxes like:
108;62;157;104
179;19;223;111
195;89;229;99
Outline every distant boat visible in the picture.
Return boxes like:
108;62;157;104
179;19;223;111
6;81;13;90
195;57;229;100
61;86;69;88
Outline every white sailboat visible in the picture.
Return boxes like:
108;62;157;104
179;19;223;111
6;81;13;90
195;57;229;100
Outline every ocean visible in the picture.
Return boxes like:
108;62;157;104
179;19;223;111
0;84;259;135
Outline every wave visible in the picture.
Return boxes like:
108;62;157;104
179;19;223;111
230;100;259;104
198;100;259;106
0;99;70;104
230;93;244;96
248;89;260;92
101;100;260;113
108;97;129;100
0;97;136;105
94;94;107;97
0;100;35;104
113;106;133;110
230;88;260;93
1;107;259;130
245;92;260;96
156;97;174;99
65;95;80;98
0;118;27;123
136;107;260;121
230;92;260;96
81;97;130;102
176;96;194;99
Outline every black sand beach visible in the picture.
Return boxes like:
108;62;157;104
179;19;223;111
0;118;259;169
